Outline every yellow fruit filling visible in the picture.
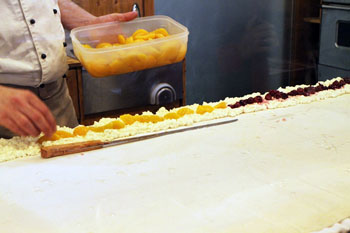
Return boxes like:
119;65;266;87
79;27;188;77
196;105;215;115
39;102;228;143
177;107;195;116
73;126;90;137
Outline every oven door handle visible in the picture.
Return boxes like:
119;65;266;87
322;4;350;11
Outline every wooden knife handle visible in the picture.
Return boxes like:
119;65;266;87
41;140;104;158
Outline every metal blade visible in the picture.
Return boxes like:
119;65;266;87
103;118;238;148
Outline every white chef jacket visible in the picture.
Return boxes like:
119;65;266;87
0;0;68;87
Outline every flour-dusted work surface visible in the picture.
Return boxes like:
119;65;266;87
1;95;350;233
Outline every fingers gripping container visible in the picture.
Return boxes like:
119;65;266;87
70;15;189;78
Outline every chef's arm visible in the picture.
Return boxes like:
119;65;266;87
58;0;138;30
0;85;56;137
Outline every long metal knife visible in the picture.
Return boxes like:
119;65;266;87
104;118;238;148
41;118;238;158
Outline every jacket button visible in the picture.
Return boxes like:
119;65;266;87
53;9;58;14
30;19;36;24
41;54;47;59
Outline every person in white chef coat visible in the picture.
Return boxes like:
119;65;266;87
0;0;137;139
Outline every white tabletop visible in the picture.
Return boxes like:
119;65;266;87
1;95;350;233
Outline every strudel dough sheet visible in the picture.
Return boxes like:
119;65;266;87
0;94;350;232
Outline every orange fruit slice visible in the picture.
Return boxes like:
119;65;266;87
149;115;164;123
158;40;181;65
137;115;152;123
96;42;113;48
73;126;90;136
153;28;169;37
164;112;181;120
82;44;92;49
177;107;194;117
155;33;165;39
109;59;130;75
87;58;110;77
214;102;227;109
125;52;148;70
147;32;156;40
120;114;137;125
137;115;164;123
117;34;126;44
55;130;74;138
132;29;149;38
112;120;125;129
89;126;105;133
196;105;215;115
126;36;134;44
102;122;115;130
37;133;61;144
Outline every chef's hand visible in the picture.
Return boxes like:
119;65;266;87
0;86;56;137
59;0;138;30
89;11;138;25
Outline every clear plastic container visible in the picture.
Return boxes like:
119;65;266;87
70;15;189;78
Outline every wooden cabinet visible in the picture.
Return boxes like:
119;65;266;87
66;57;84;122
72;0;154;17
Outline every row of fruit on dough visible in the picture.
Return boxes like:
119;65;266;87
78;28;187;77
39;78;350;144
38;102;227;143
229;78;350;108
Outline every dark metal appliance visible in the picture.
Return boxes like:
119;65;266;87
318;0;350;80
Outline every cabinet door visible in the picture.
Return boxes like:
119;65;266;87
72;0;154;17
65;68;82;121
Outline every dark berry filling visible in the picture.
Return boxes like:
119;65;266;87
254;96;263;103
339;80;346;86
315;85;323;92
239;100;248;106
288;90;298;96
297;88;304;95
265;94;272;100
228;78;348;110
247;97;255;104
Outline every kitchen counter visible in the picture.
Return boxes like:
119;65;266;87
67;56;81;68
1;94;350;233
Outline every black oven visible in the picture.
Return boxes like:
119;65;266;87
318;1;350;80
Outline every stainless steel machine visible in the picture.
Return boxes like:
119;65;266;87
82;63;184;115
